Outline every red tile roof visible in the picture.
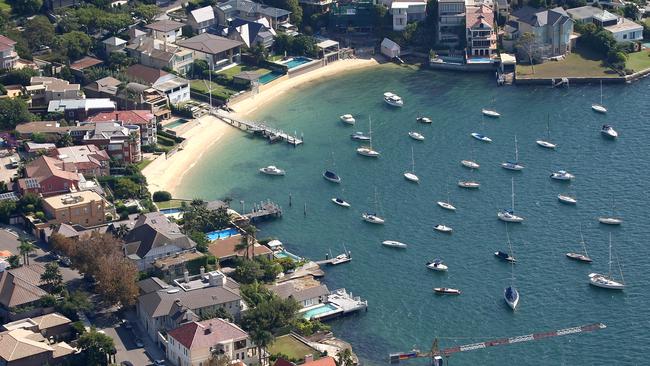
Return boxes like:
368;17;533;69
0;35;16;52
69;56;103;71
207;235;273;260
126;64;168;85
87;110;155;125
25;156;80;182
167;319;248;350
273;359;294;366
304;357;336;366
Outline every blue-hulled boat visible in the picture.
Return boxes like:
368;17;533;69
323;170;341;183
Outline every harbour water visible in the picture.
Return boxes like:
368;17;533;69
177;64;650;365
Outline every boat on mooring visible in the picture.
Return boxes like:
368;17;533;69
458;181;480;189
536;115;556;149
408;131;424;141
382;240;407;249
323;170;341;183
426;258;448;271
340;114;356;125
403;146;419;183
434;224;453;233
591;81;608;114
501;135;524;171
461;160;480;169
495;251;516;263
331;197;350;207
350;131;371;141
599;197;622;225
471;132;492;142
357;117;380;157
434;287;461;295
383;92;404;107
566;226;592;263
550;170;574;181
558;194;577;204
601;124;618;138
417;116;432;123
259;165;285;176
589;234;624;290
362;188;385;224
482;108;500;118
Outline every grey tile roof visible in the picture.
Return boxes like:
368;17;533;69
145;19;185;32
177;33;243;55
123;212;196;259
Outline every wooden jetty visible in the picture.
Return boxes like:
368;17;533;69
211;111;303;146
242;200;283;222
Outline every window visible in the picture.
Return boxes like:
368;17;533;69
623;34;627;39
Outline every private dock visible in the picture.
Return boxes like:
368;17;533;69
300;288;368;321
211;111;303;146
315;249;351;265
242;200;283;222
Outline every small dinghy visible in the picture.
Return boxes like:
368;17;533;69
434;224;453;233
558;194;577;204
331;198;350;207
601;124;618;138
340;114;355;125
458;181;480;189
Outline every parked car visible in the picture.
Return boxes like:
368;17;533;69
121;319;132;329
135;338;144;347
121;362;134;366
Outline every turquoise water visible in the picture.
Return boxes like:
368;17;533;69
259;71;285;84
302;303;339;319
284;56;313;69
178;64;650;365
160;208;182;215
274;250;302;262
206;227;239;241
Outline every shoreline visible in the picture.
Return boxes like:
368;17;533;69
143;57;382;196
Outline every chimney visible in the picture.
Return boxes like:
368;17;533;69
183;270;189;283
204;323;213;334
304;354;313;363
115;112;120;124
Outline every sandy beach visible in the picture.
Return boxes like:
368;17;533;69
143;57;380;195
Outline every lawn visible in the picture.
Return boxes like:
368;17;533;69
155;199;186;210
0;0;10;13
625;49;650;72
217;64;270;78
267;334;320;361
517;46;618;78
190;79;238;100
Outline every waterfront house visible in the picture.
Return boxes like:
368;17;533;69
0;264;47;322
42;191;110;226
381;37;401;58
604;18;643;43
27;77;82;106
188;6;217;34
268;276;330;308
87;110;157;146
152;251;207;283
389;0;427;31
116;83;171;119
207;235;273;263
274;356;336;366
19;156;81;197
224;18;276;49
15;121;95;143
166;318;259;366
123;212;197;271
177;33;244;71
126;37;194;76
508;6;574;57
145;19;185;43
47;98;116;122
215;0;292;30
465;4;497;58
102;36;128;54
566;6;617;24
136;270;244;346
329;1;375;32
82;122;142;163
0;35;18;70
54;145;110;177
125;64;190;105
437;0;466;47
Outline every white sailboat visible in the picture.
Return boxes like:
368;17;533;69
357;117;380;157
382;240;407;249
437;188;456;211
404;146;419;183
408;131;425;141
501;135;524;171
362;188;385;224
558;194;577;204
566;225;592;263
482;108;500;118
589;234;624;290
504;228;520;310
498;178;524;223
461;145;480;169
591;81;607;114
598;197;622;225
536;115;556;149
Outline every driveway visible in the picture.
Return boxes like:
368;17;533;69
0;153;19;185
97;309;165;366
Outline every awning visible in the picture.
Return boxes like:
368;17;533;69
317;39;339;49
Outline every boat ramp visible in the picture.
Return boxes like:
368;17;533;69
211;111;303;146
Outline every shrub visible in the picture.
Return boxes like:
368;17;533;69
152;191;172;202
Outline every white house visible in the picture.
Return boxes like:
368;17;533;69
389;0;427;31
145;19;185;43
188;6;216;34
0;35;18;70
126;64;190;105
381;37;401;58
604;18;643;43
166;318;260;366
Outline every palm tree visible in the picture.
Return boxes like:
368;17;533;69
235;235;251;260
18;238;36;266
114;224;129;239
250;328;273;365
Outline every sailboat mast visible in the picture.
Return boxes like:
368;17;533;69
506;225;514;285
511;178;515;213
514;135;519;162
580;225;588;256
368;117;373;149
547;114;551;140
608;233;613;278
411;146;415;172
600;81;603;105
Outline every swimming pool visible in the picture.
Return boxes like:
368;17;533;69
284;57;312;69
467;57;494;64
274;250;301;262
206;227;240;241
301;303;339;320
165;119;188;129
259;71;284;84
160;208;182;215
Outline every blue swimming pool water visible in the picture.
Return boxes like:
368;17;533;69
206;227;240;241
284;57;312;69
467;57;494;63
160;208;182;215
302;303;339;320
259;71;284;84
274;250;301;262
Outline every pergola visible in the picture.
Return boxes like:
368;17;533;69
317;39;340;65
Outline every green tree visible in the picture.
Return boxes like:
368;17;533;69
97;12;132;35
57;133;73;147
78;328;115;366
291;35;317;57
8;0;42;16
24;16;55;52
336;348;354;366
113;177;141;199
54;31;92;61
41;262;64;293
623;3;640;20
134;4;160;24
3;68;38;86
18;238;36;266
152;191;172;202
56;290;93;320
7;254;20;268
0;200;16;224
188;231;209;252
516;32;540;74
0;99;32;129
192;59;209;78
199;306;234;322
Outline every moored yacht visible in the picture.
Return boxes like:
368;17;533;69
350;131;371;141
536;115;556;149
259;165;285;176
504;286;520;310
357;117;380;157
494;251;516;263
384;92;404;107
426;258;448;271
588;234;624;290
331;197;350;207
461;160;480;169
437;201;456;211
471;132;492;142
482;109;501;118
382;240;407;249
498;178;524;223
458;181;480;189
434;287;461;295
323;170;341;183
434;224;453;233
417;116;432;123
558;194;577;204
362;213;385;224
601;124;618;138
340;114;355;125
408;131;425;141
550;170;574;181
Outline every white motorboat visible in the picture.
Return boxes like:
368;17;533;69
383;92;404;107
504;286;519;310
536;115;556;149
601;124;618;138
357;117;380;157
588;234;624;290
482;108;501;118
259;165;285;176
403;146;419;183
330;253;351;265
426;258;448;271
461;160;480;169
340;114;355;125
434;287;461;295
408;131;425;141
598;217;622;225
471;132;492;142
434;224;453;233
550;170;574;181
498;178;524;223
558;194;577;204
362;213;385;224
350;131;371;141
458;181;480;189
494;251;516;263
501;135;524;171
437;201;456;211
417;116;432;123
591;81;608;114
382;240;407;249
331;197;350;207
567;226;592;263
